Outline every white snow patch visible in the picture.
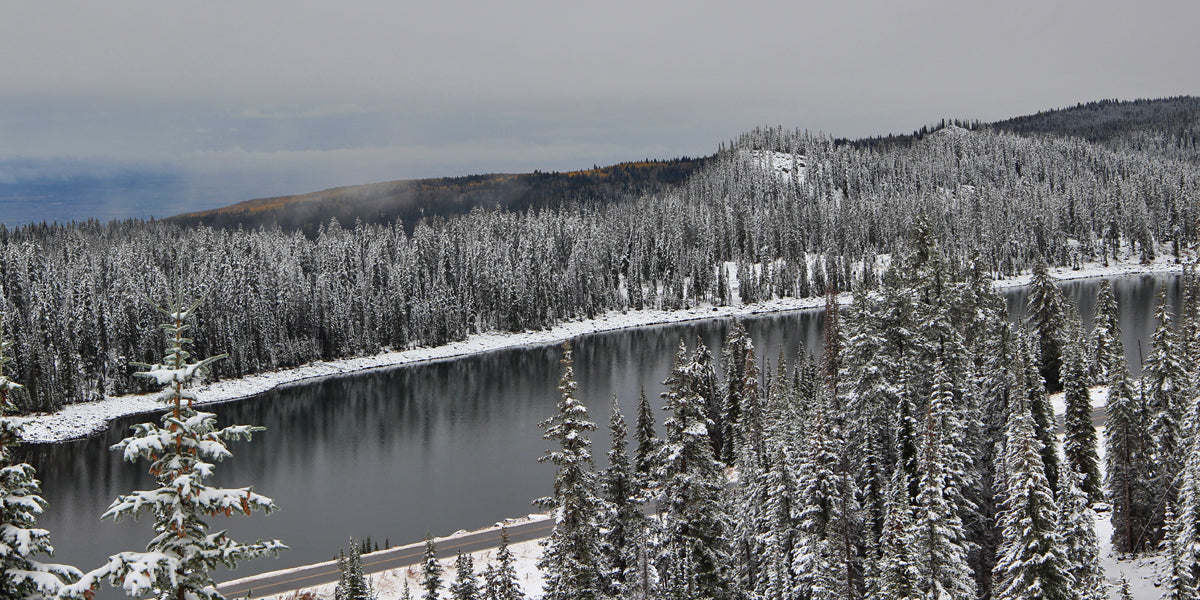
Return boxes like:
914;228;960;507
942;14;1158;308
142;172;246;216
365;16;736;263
743;150;807;184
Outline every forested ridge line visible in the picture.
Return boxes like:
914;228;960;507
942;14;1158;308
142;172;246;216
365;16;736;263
167;157;712;236
0;119;1197;413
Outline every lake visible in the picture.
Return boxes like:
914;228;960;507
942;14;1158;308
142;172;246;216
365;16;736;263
25;273;1181;591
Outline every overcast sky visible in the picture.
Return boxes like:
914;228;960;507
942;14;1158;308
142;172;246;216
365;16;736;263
2;0;1198;212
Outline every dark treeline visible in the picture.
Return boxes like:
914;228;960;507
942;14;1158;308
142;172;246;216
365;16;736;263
534;231;1200;600
168;158;712;237
1;119;1198;412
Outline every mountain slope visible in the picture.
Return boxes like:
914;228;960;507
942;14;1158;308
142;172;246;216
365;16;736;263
168;158;710;235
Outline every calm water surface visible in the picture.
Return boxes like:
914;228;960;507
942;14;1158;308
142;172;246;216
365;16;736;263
25;274;1179;589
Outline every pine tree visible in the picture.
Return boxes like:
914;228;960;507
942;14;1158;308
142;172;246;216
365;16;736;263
0;314;81;600
534;342;604;600
1057;468;1107;600
335;539;376;600
911;362;975;600
62;290;283;600
1021;335;1061;494
992;399;1073;600
1060;339;1103;502
421;537;443;600
1162;502;1195;600
873;470;920;600
656;340;731;600
1104;356;1154;554
449;551;479;600
1143;287;1188;534
488;527;523;600
1087;280;1123;385
1026;257;1068;393
599;395;643;597
720;319;753;463
1116;577;1133;600
633;386;660;486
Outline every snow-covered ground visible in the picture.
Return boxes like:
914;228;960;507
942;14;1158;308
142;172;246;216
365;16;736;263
260;528;546;600
14;250;1188;444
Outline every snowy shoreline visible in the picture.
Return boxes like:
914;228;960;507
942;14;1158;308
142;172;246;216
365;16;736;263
14;256;1185;444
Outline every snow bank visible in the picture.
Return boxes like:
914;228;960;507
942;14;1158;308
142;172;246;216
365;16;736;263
16;252;1186;445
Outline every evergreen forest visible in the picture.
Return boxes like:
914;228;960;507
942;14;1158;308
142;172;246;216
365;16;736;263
2;98;1199;413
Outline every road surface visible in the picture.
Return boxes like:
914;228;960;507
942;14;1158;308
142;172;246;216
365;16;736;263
216;517;554;599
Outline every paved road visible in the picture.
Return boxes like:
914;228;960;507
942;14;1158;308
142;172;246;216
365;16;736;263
216;518;555;599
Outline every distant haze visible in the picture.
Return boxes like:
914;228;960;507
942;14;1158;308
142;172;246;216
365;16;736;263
2;0;1198;222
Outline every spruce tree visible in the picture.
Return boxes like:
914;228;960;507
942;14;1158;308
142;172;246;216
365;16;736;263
1162;502;1196;600
534;342;604;600
1021;335;1061;494
62;291;283;600
873;470;920;600
421;537;443;600
720;319;753;463
488;527;522;600
1143;287;1188;530
449;551;479;600
1104;356;1154;554
692;340;725;464
1060;339;1103;502
633;386;660;487
1087;280;1123;385
599;395;643;597
1026;257;1068;393
655;340;731;600
992;399;1073;600
1057;468;1107;600
0;314;81;600
335;539;376;600
910;362;975;600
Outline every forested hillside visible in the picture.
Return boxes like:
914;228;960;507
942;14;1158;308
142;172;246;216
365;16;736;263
0;101;1198;412
168;158;710;235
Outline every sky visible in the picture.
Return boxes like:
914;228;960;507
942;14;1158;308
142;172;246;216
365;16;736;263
2;0;1199;221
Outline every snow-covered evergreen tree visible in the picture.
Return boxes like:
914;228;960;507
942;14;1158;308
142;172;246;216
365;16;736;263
1104;355;1155;554
1056;468;1107;600
534;342;604;600
655;340;731;600
992;399;1073;600
599;395;643;597
871;470;920;600
0;314;80;600
910;362;975;600
1021;335;1061;494
61;292;283;600
1143;286;1189;539
486;528;522;600
335;539;376;600
1026;257;1068;393
421;537;443;600
449;551;479;600
720;319;753;463
1060;339;1103;502
633;386;660;488
1087;280;1123;385
1162;501;1196;600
